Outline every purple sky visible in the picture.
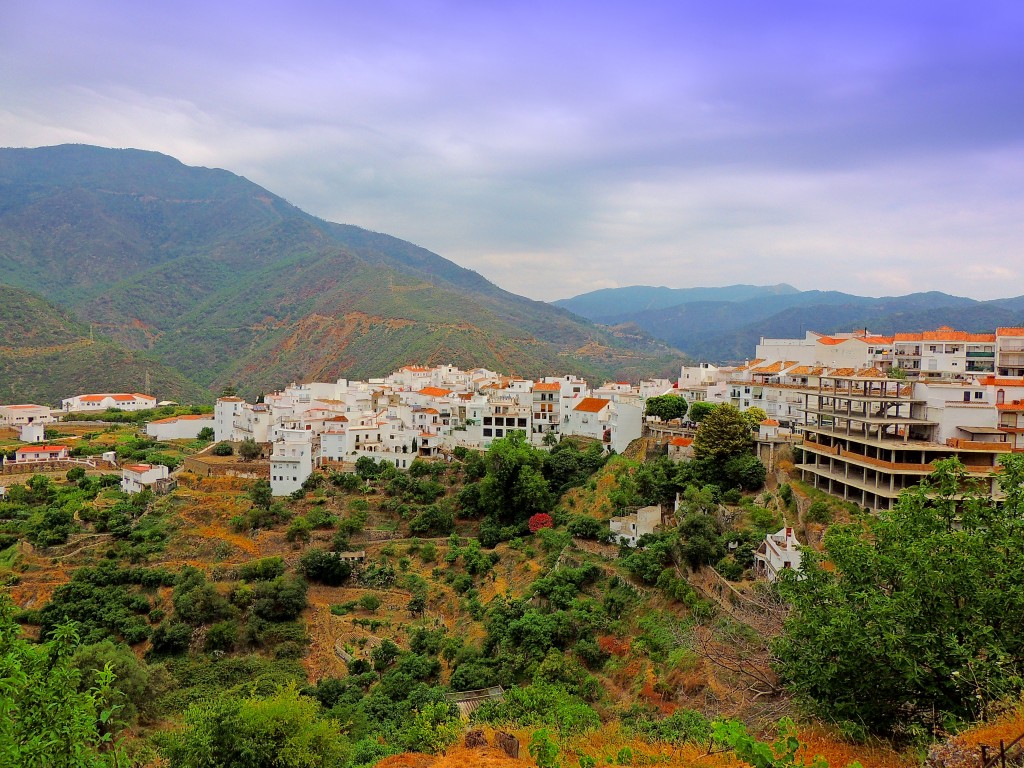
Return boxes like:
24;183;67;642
2;1;1023;301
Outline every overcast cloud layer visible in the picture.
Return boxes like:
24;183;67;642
2;1;1023;301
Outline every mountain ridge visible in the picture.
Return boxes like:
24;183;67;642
0;145;684;398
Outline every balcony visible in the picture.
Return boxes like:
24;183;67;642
966;351;995;358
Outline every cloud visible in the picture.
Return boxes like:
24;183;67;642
1;1;1023;301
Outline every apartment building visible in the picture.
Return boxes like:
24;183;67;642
797;373;1007;510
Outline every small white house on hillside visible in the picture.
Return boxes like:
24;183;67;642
754;527;803;582
610;505;663;547
121;463;173;494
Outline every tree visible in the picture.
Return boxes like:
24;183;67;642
693;404;753;462
71;640;171;729
688;401;718;422
0;597;123;767
164;684;348;768
197;427;214;441
645;395;688;422
477;432;553;525
237;438;260;462
211;442;233;457
741;406;768;430
774;457;1024;736
66;466;86;482
248;479;272;511
299;549;353;586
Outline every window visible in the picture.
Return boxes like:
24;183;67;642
495;428;504;437
518;418;527;427
974;391;984;400
483;417;492;426
483;428;492;437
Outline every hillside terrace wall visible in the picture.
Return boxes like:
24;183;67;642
183;455;269;479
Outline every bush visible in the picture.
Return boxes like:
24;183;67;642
211;442;233;456
805;501;833;524
238;557;286;582
357;594;381;612
204;620;239;652
299;549;353;586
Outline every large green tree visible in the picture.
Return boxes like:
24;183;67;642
477;432;553;524
645;395;688;421
693;404;754;462
774;457;1024;735
0;598;122;767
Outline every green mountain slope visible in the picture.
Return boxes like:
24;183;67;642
0;285;210;406
0;145;683;395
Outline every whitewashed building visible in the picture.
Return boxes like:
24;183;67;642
146;414;214;441
0;404;55;427
62;393;157;412
121;463;172;494
270;429;314;496
754;527;803;582
610;505;663;547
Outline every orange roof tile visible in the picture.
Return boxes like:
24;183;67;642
894;328;995;342
123;463;154;472
533;382;561;392
16;445;68;453
786;365;823;376
760;419;780;426
976;376;1024;387
734;359;765;372
997;327;1024;336
417;387;453;397
816;337;845;346
996;402;1024;411
422;408;440;414
573;397;612;413
669;437;693;447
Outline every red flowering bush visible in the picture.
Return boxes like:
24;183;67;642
528;513;554;533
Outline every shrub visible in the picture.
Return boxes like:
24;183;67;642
238;557;286;582
805;501;833;524
211;442;233;456
299;549;353;586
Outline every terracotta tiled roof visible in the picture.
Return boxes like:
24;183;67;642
422;408;440;414
786;365;823;376
997;327;1024;336
123;464;154;473
573;397;612;413
669;437;693;447
760;419;780;426
894;328;995;342
218;396;244;402
16;445;68;453
816;337;845;346
752;361;799;374
996;402;1024;411
976;376;1024;387
859;367;887;378
734;359;765;372
417;387;453;397
533;382;561;392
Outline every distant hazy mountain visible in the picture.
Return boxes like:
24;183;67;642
554;284;800;321
0;145;683;399
0;285;209;406
557;285;1024;362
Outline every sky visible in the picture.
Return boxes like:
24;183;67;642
2;1;1023;302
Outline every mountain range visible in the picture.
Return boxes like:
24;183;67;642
0;145;682;403
557;286;1024;362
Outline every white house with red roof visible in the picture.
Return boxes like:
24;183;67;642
121;463;171;494
0;404;55;427
996;328;1024;377
62;393;156;413
14;445;70;463
667;436;694;461
146;414;214;440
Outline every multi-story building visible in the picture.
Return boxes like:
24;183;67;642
121;463;173;494
893;327;996;378
531;382;561;442
996;328;1024;377
270;429;315;496
797;373;1008;510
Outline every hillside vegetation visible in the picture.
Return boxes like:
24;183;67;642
0;285;210;405
0;145;683;398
